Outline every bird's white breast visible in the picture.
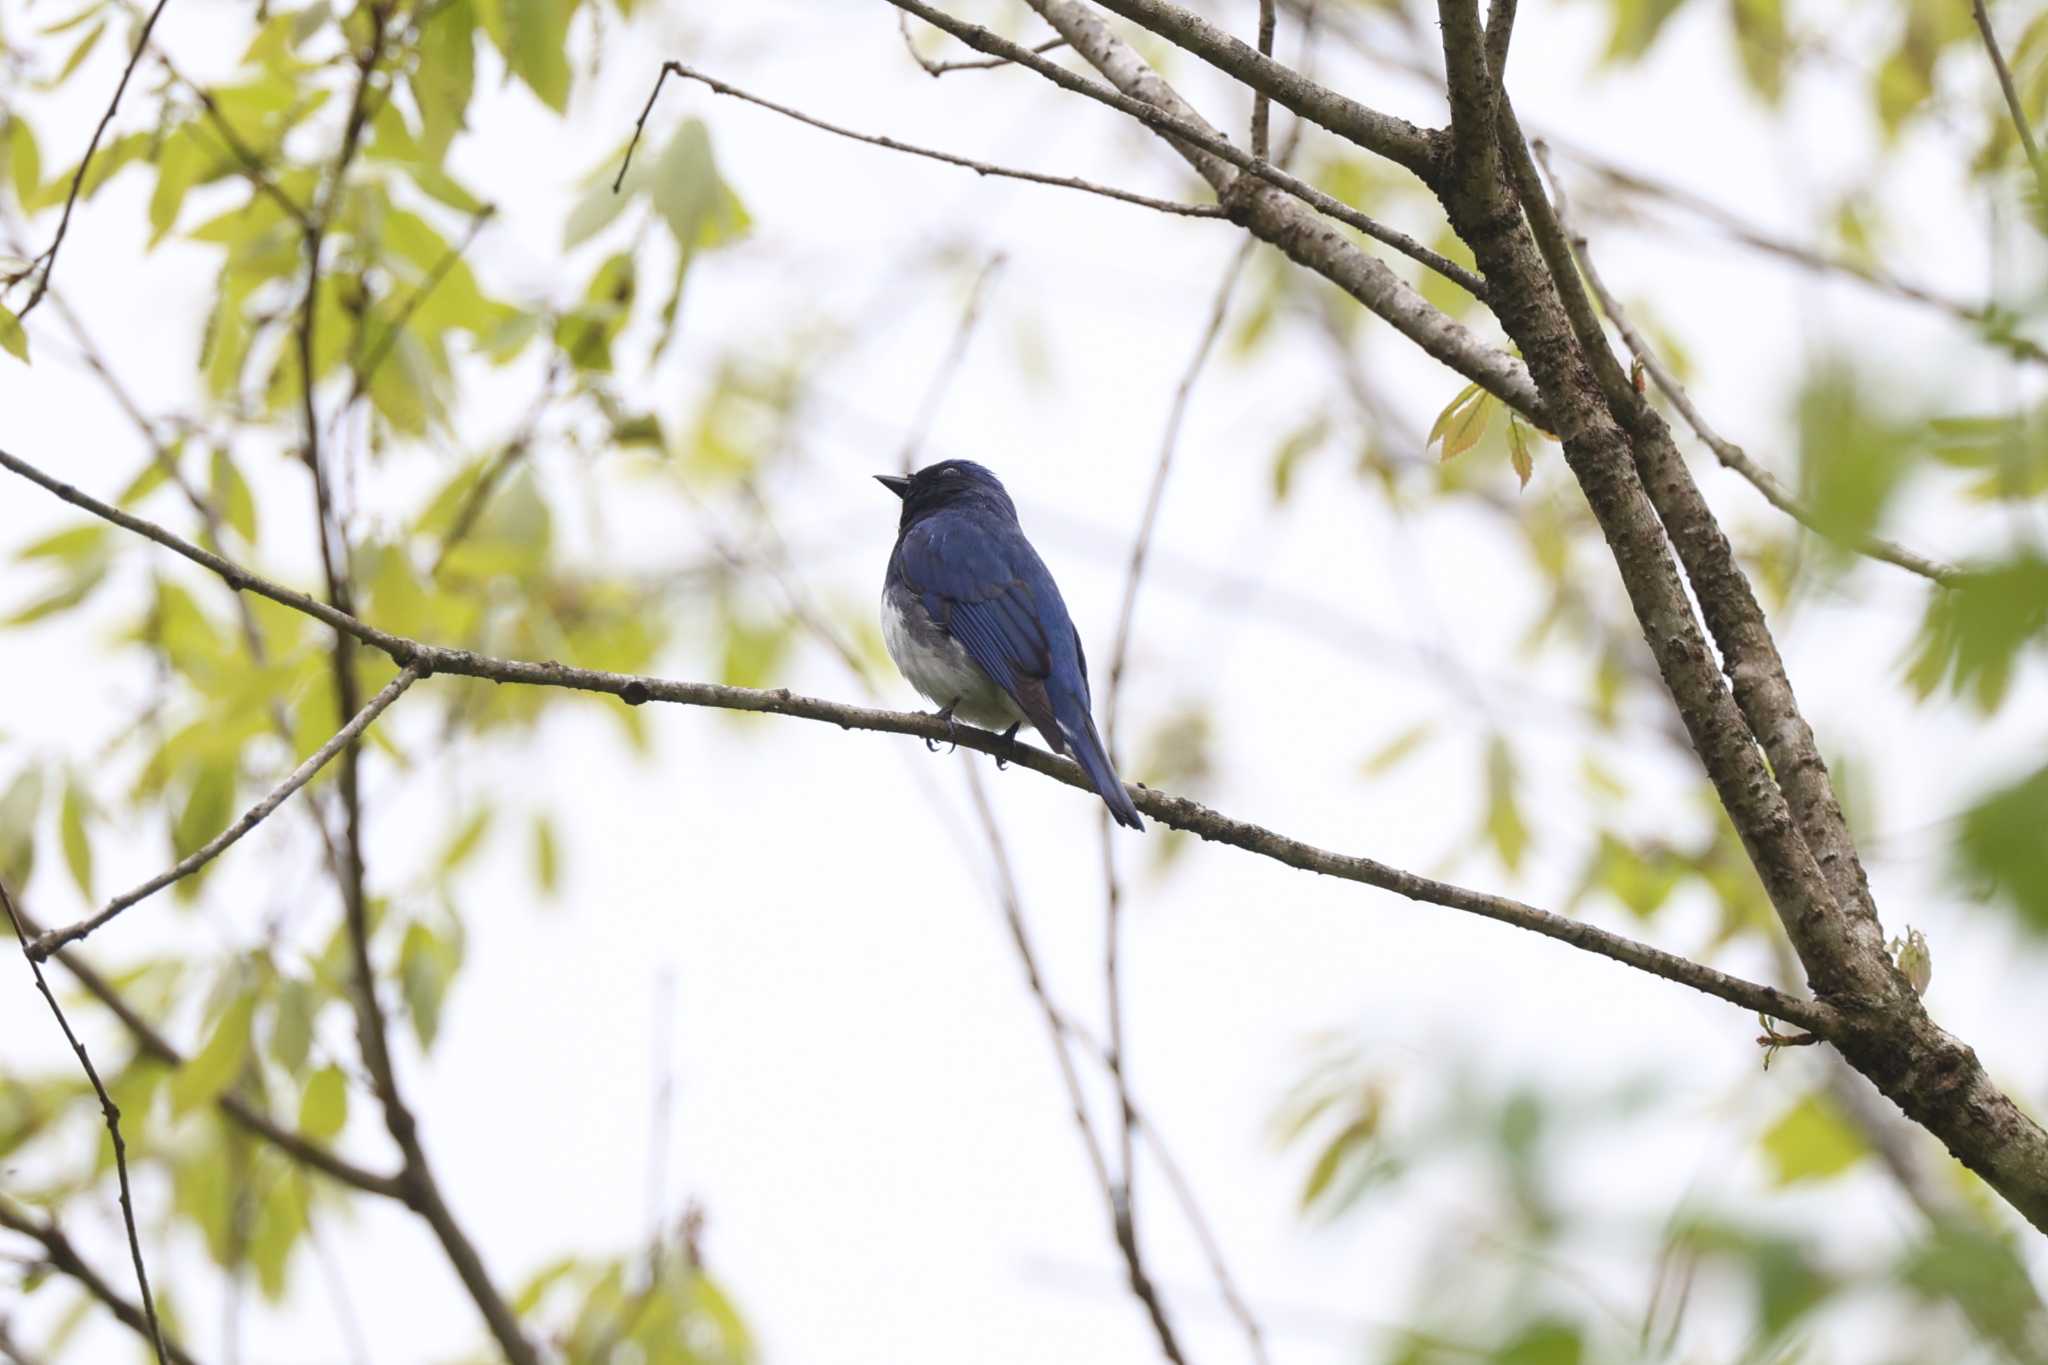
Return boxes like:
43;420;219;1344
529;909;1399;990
881;586;1024;730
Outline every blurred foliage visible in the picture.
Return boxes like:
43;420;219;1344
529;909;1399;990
0;0;2045;1359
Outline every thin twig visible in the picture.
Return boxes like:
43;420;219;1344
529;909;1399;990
0;443;1844;1036
3;0;175;319
899;14;1069;75
1970;0;2048;194
1250;0;1278;159
879;0;1486;298
1097;242;1251;1339
617;62;1228;219
963;768;1190;1364
28;663;425;959
0;879;170;1365
5;896;407;1198
342;203;497;419
1533;144;1960;586
899;254;1005;473
0;1203;196;1365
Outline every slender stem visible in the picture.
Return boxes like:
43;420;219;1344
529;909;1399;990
3;0;175;319
29;664;424;958
0;442;1840;1036
0;879;171;1365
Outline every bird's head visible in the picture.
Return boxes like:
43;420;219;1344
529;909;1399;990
876;459;1018;527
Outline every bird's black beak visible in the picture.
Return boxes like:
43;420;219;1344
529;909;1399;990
875;474;911;499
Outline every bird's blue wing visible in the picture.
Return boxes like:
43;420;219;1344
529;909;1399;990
897;516;1057;717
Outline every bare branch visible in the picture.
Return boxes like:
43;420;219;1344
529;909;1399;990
3;0;174;320
1250;0;1278;160
1533;144;1959;586
1483;0;1517;87
1077;0;1437;173
617;61;1227;220
1;878;170;1365
27;664;425;959
874;3;1490;301
898;14;1069;76
0;442;1837;1035
0;1203;195;1365
963;768;1189;1365
1971;0;2048;194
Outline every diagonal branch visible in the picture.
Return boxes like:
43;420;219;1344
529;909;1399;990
897;16;1069;77
986;0;1529;412
621;61;1226;218
28;664;425;960
1078;0;1438;173
0;443;1837;1036
1;879;170;1365
871;2;1489;300
962;768;1189;1365
1970;0;2048;195
2;0;174;321
0;1201;194;1365
1532;145;1959;586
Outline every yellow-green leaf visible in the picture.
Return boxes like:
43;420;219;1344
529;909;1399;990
59;778;92;902
6;117;41;207
1508;416;1534;489
169;991;257;1115
1760;1093;1866;1185
0;303;28;364
298;1064;347;1139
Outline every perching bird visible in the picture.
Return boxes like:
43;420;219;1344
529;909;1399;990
878;460;1144;830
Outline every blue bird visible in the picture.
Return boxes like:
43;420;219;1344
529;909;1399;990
878;460;1144;830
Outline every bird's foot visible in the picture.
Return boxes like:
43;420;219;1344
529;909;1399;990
925;702;960;753
994;722;1022;770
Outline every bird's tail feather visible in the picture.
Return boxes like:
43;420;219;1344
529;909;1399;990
1060;709;1144;831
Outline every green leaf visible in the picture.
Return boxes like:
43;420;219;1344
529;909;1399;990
57;19;105;81
1954;762;2048;935
438;806;493;874
483;0;572;112
1482;735;1529;872
172;762;235;863
1506;416;1534;489
399;920;463;1050
268;977;315;1073
0;767;45;889
1429;383;1491;461
531;813;560;895
1268;414;1331;502
413;0;478;161
209;447;258;543
298;1064;347;1140
59;778;92;902
0;303;28;364
6;117;41;208
1904;555;2048;713
1729;0;1786;104
169;990;257;1115
1494;1319;1582;1365
1759;1092;1866;1185
1360;722;1433;777
147;126;204;247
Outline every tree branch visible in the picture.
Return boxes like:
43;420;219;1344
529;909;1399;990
1970;0;2048;195
1429;0;2048;1234
1077;0;1438;173
897;16;1068;76
984;0;1529;414
27;664;424;959
873;1;1490;301
962;768;1189;1365
0;1201;193;1365
0;443;1837;1036
2;0;174;320
619;61;1227;219
1;879;170;1365
1250;0;1278;160
1532;144;1959;586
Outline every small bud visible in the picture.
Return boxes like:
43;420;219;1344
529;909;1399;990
1889;926;1932;996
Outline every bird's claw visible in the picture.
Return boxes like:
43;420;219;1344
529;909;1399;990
994;722;1021;770
925;703;960;754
